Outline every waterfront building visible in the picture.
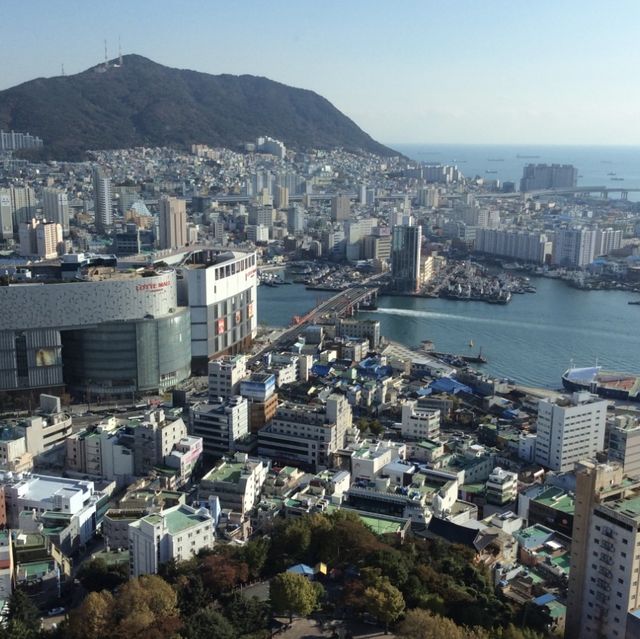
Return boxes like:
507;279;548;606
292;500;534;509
552;227;597;268
208;355;247;401
0;264;191;396
179;249;257;374
92;165;113;231
158;196;187;249
519;164;578;191
331;193;351;221
128;504;214;577
391;224;422;292
475;228;552;264
595;228;623;257
534;392;607;473
42;188;70;235
337;318;381;349
190;396;249;457
565;460;640;639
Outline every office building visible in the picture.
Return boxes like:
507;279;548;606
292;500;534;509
190;396;248;458
337;318;381;349
158;196;187;250
128;504;214;577
92;165;113;231
8;186;36;231
179;249;257;374
565;461;640;639
534;392;607;472
246;224;269;243
344;218;377;262
208;355;247;401
286;205;306;235
257;394;351;471
42;188;70;235
608;415;640;478
400;401;441;440
331;193;351;221
552;228;597;268
0;264;191;396
475;228;552;264
519;164;578;191
274;186;289;210
362;234;391;261
391;225;422;292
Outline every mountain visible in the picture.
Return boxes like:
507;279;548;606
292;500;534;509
0;54;397;159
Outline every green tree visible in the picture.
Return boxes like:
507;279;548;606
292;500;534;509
222;592;270;635
269;573;319;622
67;590;115;639
77;557;128;592
234;538;270;580
5;590;41;639
363;577;405;633
368;419;384;437
182;606;236;639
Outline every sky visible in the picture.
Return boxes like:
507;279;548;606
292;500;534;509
2;0;640;146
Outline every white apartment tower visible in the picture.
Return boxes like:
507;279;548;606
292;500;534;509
158;196;187;250
535;392;607;472
92;165;113;231
42;188;70;235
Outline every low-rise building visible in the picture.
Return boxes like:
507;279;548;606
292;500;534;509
485;467;518;506
128;504;214;577
190;396;249;457
401;401;441;440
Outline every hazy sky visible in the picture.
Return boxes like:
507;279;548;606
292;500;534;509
2;0;640;145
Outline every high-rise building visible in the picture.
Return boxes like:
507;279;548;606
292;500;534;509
391;225;422;292
608;415;640;478
158;196;187;249
42;188;70;235
0;190;12;240
274;185;289;210
9;186;36;231
534;392;607;472
417;186;439;208
520;164;578;191
286;205;306;235
595;228;623;257
331;193;351;221
92;165;113;231
475;228;552;264
552;228;597;268
19;219;63;259
565;460;640;639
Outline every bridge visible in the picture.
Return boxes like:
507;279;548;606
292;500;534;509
525;185;640;200
249;285;378;364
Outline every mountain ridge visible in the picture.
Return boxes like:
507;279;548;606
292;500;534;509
0;54;397;159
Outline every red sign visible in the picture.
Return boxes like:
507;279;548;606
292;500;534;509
136;279;171;293
217;318;226;334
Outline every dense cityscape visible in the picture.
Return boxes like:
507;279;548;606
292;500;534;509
1;12;640;639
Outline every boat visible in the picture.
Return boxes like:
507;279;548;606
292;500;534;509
611;177;625;181
607;172;617;176
629;300;640;306
487;158;505;162
468;340;474;348
485;170;498;174
517;154;540;159
562;367;640;402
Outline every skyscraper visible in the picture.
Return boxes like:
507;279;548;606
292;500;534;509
0;190;12;240
519;164;578;191
158;196;187;250
331;193;351;221
391;225;422;292
92;165;113;232
9;186;36;231
42;188;70;235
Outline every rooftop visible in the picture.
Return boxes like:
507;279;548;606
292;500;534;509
606;493;640;521
202;459;258;484
532;486;575;515
141;505;210;535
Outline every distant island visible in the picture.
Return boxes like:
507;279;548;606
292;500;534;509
0;54;397;159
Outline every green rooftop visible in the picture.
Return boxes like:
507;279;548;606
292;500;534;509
607;494;640;520
203;461;244;484
533;487;575;515
20;561;54;578
164;507;208;535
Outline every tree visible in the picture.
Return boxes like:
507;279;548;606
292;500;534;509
363;577;405;633
234;538;270;580
67;591;115;639
222;592;270;636
182;606;236;639
5;590;41;639
368;419;384;437
77;557;128;592
270;573;320;622
200;554;249;595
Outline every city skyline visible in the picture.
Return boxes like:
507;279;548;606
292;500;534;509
3;0;640;146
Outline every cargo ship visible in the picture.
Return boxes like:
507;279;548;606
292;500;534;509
562;367;640;402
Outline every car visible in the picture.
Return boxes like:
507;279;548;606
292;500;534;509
47;607;65;617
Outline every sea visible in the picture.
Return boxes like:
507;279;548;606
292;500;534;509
257;278;640;390
257;144;640;390
393;143;640;201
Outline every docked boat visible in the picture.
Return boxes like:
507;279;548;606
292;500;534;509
562;367;640;402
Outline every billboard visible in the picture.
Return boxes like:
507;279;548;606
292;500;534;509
35;348;57;367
